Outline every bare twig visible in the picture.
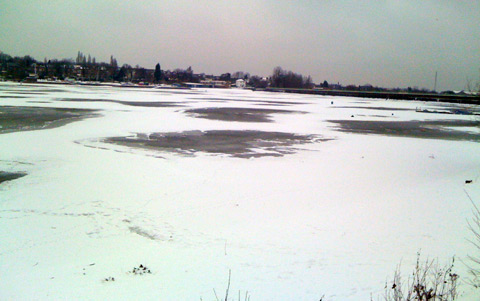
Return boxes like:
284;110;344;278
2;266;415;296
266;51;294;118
464;189;480;288
225;269;231;301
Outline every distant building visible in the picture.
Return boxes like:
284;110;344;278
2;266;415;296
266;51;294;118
22;75;38;83
184;82;208;88
200;79;230;88
235;79;246;88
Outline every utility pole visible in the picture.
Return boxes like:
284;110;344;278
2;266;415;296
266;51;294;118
433;71;438;92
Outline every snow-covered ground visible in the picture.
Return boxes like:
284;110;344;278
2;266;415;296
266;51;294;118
1;82;479;300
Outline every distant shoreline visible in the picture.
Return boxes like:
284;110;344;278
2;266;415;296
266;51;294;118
261;87;480;105
4;80;479;105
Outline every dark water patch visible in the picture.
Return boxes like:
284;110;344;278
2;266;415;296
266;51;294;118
13;89;68;93
59;98;118;102
134;89;202;95
0;106;99;134
189;98;309;106
187;97;244;103
37;89;68;93
331;106;414;111
189;97;244;101
185;107;306;123
59;98;184;107
255;103;289;107
104;130;328;158
200;97;231;101
117;100;183;107
356;114;390;118
239;99;310;105
329;119;480;142
155;90;202;95
0;171;27;184
417;106;480;116
6;91;46;95
254;100;310;106
0;95;27;99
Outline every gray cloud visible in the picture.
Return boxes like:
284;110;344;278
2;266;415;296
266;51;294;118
1;0;479;91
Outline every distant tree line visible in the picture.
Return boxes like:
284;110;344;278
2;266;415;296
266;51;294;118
269;66;313;89
0;51;125;82
325;83;434;93
1;50;445;93
0;49;219;85
0;52;37;80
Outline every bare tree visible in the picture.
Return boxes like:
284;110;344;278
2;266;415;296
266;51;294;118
465;69;480;94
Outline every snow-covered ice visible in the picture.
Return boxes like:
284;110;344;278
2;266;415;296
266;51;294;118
0;82;479;300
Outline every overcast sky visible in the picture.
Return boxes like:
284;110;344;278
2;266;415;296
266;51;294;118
1;1;479;91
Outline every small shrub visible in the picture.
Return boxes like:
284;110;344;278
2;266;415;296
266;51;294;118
383;253;458;300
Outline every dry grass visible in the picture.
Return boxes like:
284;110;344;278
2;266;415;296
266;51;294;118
382;253;458;300
465;190;480;289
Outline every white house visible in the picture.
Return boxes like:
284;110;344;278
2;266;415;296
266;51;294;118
235;79;246;88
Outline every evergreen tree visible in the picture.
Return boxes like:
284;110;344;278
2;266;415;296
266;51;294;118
154;63;162;82
114;66;126;82
76;51;84;64
110;55;118;69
